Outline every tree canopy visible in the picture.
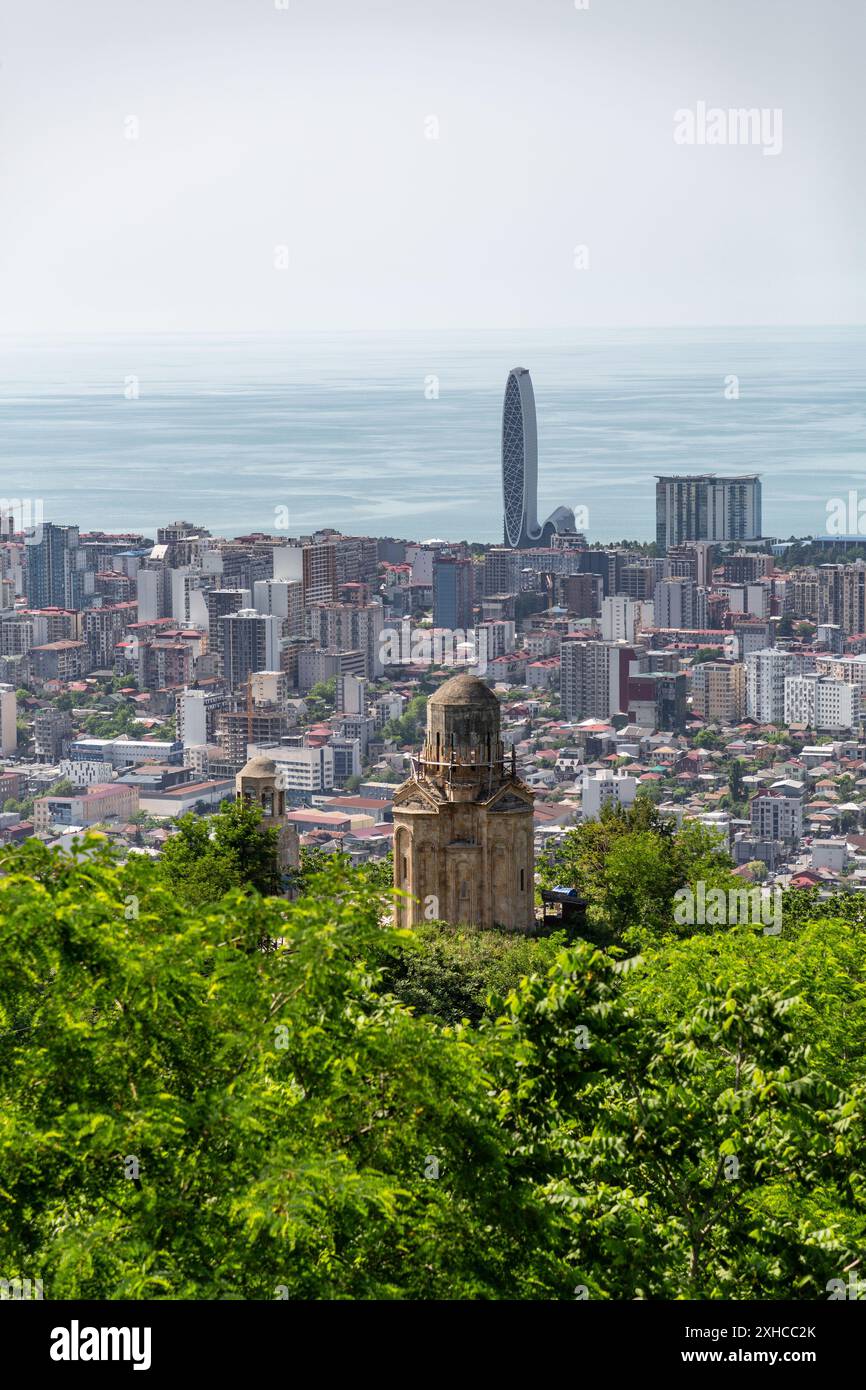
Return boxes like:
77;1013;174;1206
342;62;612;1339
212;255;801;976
1;816;864;1300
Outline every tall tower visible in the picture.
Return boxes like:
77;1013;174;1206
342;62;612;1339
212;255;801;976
501;368;576;549
236;753;300;887
502;368;540;548
392;673;535;931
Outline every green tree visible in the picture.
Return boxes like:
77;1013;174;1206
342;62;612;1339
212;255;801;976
743;859;769;882
1;839;865;1299
540;801;737;947
0;841;559;1299
306;679;337;717
160;797;282;907
693;727;723;750
378;920;565;1026
47;778;75;798
382;695;428;747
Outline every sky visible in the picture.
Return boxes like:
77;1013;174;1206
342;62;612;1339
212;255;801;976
0;0;863;333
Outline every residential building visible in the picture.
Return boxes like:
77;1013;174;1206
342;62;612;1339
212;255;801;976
220;610;280;688
561;639;641;721
25;524;89;610
655;475;762;552
308;601;384;679
432;554;475;631
690;661;745;724
784;674;860;732
580;769;638;819
33;705;72;761
653;577;707;630
746;649;807;724
250;743;335;794
750;791;803;845
30;640;88;682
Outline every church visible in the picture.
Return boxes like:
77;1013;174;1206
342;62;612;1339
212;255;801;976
392;672;535;931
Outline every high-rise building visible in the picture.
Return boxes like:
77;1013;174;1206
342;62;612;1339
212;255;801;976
177;685;231;749
653;577;707;630
0;683;18;756
482;549;521;596
220;610;280;688
501;368;575;549
620;559;667;601
559;572;602;619
253;578;305;637
25;524;88;610
560;639;640;721
690;661;745;724
814;653;866;690
746;648;807;724
602;596;646;642
336;673;367;716
816;562;866;635
308;601;385;679
302;541;338;608
33;705;72;761
655;475;761;553
206;588;250;665
432;554;475;630
83;602;138;669
627;671;687;731
217;708;294;768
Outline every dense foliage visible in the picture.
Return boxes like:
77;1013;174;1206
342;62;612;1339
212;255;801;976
160;798;284;906
538;800;740;947
1;809;865;1300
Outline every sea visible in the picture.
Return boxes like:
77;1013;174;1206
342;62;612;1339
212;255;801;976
0;326;864;545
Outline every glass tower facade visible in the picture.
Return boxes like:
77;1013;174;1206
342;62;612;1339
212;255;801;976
502;368;575;550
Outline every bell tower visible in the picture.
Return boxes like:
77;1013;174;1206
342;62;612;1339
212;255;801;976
235;753;300;887
392;673;535;931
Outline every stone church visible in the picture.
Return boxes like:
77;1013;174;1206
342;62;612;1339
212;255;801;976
392;673;535;931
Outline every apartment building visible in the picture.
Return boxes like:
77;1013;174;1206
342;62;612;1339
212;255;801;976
690;661;745;725
784;674;860;732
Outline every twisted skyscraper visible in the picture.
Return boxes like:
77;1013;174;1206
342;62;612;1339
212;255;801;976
501;368;575;548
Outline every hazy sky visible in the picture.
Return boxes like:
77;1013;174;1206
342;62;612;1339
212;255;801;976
1;0;863;332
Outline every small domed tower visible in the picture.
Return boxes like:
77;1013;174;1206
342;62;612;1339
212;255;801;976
392;673;534;931
236;753;300;887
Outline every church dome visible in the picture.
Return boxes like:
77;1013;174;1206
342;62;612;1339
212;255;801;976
239;754;278;780
429;673;499;708
422;673;503;783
